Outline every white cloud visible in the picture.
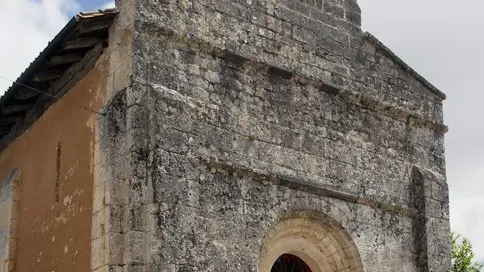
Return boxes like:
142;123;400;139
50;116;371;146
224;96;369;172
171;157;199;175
0;0;116;93
102;1;116;9
0;0;79;93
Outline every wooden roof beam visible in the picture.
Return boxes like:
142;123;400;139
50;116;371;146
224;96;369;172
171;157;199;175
14;88;41;100
49;53;84;65
62;37;100;50
32;70;64;82
1;103;33;115
79;19;113;33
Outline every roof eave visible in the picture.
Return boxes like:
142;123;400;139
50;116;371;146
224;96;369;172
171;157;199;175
1;17;79;103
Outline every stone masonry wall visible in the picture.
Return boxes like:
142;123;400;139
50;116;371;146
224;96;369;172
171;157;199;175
97;0;450;271
0;168;20;272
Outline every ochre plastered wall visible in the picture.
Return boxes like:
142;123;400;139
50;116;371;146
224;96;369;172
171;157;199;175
0;59;109;272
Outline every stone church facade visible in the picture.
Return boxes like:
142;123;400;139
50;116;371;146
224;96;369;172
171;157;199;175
0;0;450;271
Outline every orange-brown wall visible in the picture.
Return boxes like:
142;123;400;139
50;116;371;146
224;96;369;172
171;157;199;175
0;59;108;272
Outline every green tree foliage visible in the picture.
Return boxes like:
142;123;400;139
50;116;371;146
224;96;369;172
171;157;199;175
451;232;483;272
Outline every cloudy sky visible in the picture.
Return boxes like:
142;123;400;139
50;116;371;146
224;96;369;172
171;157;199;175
0;0;483;264
0;0;114;91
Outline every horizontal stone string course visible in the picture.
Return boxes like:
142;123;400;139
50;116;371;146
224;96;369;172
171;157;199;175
199;156;418;217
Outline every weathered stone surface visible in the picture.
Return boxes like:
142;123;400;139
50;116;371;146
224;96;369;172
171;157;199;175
0;169;20;272
97;0;450;271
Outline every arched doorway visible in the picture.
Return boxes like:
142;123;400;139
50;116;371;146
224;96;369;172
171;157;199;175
259;213;363;272
271;254;312;272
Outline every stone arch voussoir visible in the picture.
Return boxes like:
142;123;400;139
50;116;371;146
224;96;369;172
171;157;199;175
259;210;363;272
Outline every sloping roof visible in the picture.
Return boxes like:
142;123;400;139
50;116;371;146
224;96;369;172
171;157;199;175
0;8;118;141
363;32;446;100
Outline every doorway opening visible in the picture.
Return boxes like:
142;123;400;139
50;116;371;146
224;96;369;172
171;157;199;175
271;254;312;272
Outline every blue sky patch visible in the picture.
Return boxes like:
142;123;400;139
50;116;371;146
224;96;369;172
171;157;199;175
79;0;114;12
